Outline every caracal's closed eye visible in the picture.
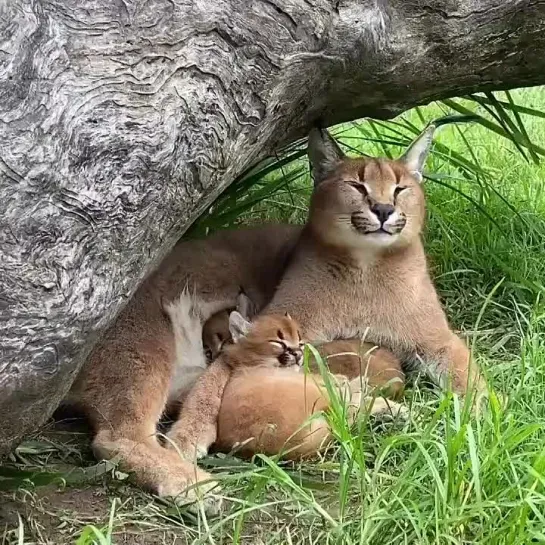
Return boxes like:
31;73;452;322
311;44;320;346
393;185;409;199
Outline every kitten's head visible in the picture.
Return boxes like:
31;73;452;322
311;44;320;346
202;309;231;363
307;124;435;252
202;290;257;362
225;311;304;370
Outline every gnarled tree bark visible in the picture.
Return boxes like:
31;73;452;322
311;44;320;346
1;0;545;453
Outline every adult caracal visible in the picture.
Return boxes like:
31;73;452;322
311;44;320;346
171;123;481;472
67;123;479;511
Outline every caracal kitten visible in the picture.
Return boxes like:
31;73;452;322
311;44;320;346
202;294;405;399
170;310;407;461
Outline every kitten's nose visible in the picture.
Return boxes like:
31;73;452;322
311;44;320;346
371;203;395;224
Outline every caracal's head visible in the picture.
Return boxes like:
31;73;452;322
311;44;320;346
202;290;257;362
307;124;436;252
225;311;304;370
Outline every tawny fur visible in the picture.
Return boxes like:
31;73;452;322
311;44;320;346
170;313;407;461
315;339;405;399
202;290;258;362
66;126;480;508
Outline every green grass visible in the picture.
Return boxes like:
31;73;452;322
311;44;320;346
3;87;545;544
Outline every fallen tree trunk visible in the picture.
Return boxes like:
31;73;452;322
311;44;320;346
1;0;545;453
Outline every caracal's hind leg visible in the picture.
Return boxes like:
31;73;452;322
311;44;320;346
69;294;220;513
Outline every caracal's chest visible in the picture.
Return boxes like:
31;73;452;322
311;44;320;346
306;265;417;346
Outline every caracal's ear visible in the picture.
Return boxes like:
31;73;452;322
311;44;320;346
284;311;292;320
228;311;252;343
399;123;436;183
236;289;257;321
307;127;345;186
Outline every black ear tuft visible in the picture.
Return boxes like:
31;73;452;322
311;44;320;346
399;123;436;183
307;127;345;187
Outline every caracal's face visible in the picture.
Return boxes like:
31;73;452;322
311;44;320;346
311;158;425;252
233;315;304;370
202;309;231;362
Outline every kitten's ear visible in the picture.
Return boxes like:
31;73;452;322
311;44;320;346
307;127;345;186
399;123;436;183
228;311;252;342
284;311;292;320
236;289;257;320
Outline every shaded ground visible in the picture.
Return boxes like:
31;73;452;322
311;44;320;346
0;423;197;545
0;422;303;544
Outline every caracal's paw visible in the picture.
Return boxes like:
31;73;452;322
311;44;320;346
353;396;410;431
367;397;410;423
155;467;222;516
346;391;410;428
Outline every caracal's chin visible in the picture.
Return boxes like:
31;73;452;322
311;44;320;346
362;231;401;248
335;224;403;252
